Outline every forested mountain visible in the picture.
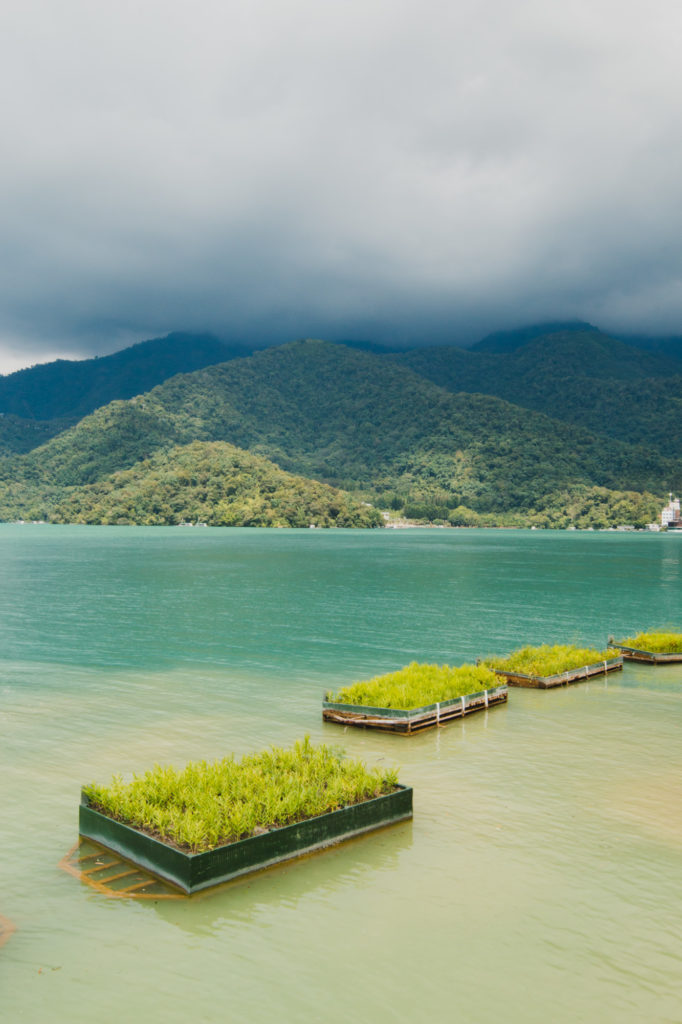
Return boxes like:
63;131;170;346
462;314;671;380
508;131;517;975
619;334;682;358
390;328;682;459
0;331;249;427
470;321;598;353
470;321;682;360
0;339;678;527
0;331;251;458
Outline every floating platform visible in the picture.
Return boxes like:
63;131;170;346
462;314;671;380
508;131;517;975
322;685;507;733
59;838;183;899
492;656;622;689
79;785;413;895
607;643;682;664
0;913;15;948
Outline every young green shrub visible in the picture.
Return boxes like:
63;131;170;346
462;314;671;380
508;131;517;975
327;661;498;710
484;643;613;678
84;737;399;854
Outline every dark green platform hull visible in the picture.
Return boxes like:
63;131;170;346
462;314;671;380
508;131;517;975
79;785;413;895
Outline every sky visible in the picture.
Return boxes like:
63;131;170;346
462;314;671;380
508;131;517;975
1;0;681;373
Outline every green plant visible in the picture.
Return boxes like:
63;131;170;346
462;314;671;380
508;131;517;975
484;643;613;677
328;661;498;710
618;630;682;653
84;737;398;854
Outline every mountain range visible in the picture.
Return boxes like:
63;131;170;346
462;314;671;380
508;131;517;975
0;325;679;528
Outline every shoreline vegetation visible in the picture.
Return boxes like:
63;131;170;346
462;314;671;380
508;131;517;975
327;662;498;710
83;738;399;854
1;477;670;530
379;486;665;531
483;643;614;678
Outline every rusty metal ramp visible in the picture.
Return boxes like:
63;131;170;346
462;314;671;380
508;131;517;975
59;839;183;899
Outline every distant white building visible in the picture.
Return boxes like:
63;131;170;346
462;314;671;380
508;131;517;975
661;494;681;528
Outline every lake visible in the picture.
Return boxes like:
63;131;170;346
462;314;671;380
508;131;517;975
1;525;681;1022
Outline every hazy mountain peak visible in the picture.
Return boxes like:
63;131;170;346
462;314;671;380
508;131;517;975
470;321;598;353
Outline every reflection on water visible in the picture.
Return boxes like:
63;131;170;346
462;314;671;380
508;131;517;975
1;527;681;1023
150;820;414;938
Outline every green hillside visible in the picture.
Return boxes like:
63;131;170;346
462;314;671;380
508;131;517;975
0;339;678;526
0;413;69;456
392;329;682;458
0;441;382;527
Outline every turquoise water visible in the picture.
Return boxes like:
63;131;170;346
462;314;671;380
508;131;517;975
1;526;681;1022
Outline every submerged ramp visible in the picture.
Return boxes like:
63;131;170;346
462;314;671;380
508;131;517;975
59;839;183;899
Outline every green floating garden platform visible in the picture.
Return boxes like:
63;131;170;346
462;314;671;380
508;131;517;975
79;786;413;895
322;686;507;734
492;656;622;689
607;643;682;664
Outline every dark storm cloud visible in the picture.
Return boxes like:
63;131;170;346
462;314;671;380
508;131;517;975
1;0;682;370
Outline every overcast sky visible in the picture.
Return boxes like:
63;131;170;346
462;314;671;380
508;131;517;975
1;0;681;373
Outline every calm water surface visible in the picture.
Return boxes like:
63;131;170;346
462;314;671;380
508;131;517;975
1;526;681;1023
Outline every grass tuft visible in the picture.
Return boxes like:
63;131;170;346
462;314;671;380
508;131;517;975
484;643;613;678
84;737;399;854
327;661;498;710
618;630;682;653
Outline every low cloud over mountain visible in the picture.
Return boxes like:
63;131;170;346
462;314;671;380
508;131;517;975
1;2;682;370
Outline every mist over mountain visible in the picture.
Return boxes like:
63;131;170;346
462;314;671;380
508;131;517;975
0;331;251;457
469;322;598;354
0;332;250;421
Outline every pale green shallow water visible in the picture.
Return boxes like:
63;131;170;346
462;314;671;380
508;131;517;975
1;525;681;1023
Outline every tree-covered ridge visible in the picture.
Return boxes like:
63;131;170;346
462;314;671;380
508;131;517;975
0;332;250;427
3;441;382;527
0;339;679;525
0;413;69;456
130;339;682;506
470;321;598;353
390;329;682;459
